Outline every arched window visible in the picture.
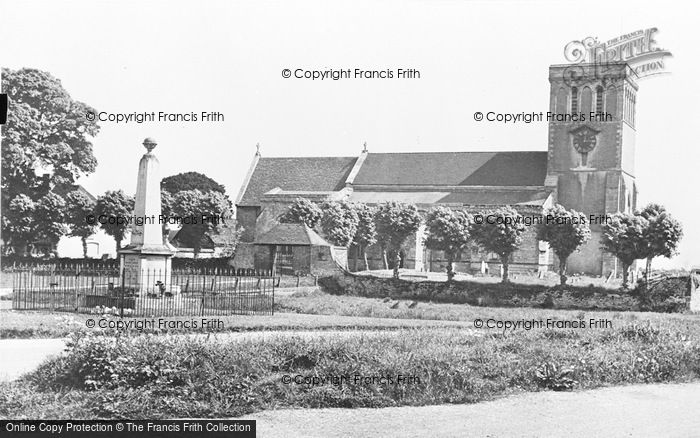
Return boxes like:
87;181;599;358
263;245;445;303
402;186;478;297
571;87;578;113
596;85;604;114
607;86;617;120
556;87;567;115
581;86;592;114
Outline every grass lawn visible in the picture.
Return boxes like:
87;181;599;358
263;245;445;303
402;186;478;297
276;288;699;327
360;268;627;289
0;309;472;339
2;286;698;338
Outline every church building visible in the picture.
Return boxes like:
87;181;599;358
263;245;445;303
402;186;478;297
234;62;639;277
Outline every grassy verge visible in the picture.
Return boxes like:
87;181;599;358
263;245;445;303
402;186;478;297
1;322;698;419
0;310;471;339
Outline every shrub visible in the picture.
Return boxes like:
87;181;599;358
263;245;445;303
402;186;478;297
30;334;188;391
318;272;691;313
634;276;690;313
534;363;578;391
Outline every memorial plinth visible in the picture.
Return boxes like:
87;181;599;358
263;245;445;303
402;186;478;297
118;138;175;294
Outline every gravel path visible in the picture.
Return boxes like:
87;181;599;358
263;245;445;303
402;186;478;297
246;383;700;438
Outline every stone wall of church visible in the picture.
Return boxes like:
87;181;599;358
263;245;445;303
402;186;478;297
236;206;258;243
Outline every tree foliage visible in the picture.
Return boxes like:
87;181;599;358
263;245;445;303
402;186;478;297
279;198;323;229
639;204;683;283
161;171;232;214
1;68;99;255
95;190;135;252
32;193;69;256
601;212;649;288
160;189;174;237
471;206;525;283
171;190;230;258
320;201;359;247
537;204;591;285
351;203;378;270
424;207;472;281
65;190;97;257
374;202;422;279
2;194;36;256
215;222;244;258
161;171;226;195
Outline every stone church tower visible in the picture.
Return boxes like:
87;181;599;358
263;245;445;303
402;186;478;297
546;63;639;276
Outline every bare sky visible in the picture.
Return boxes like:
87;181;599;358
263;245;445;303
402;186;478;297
1;0;697;268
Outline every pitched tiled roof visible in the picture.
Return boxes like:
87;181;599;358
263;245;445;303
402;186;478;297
255;223;330;246
349;189;553;206
237;157;358;206
169;227;215;250
353;152;548;187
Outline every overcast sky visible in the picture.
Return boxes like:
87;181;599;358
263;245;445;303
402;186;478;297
1;0;697;268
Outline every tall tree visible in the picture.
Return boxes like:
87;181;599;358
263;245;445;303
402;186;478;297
471;207;525;283
95;190;135;252
601;212;649;288
160;173;232;248
161;171;226;195
537;205;591;286
65;190;97;258
279;198;323;229
424;207;472;282
351;203;377;271
171;190;230;258
374;202;422;279
639;204;683;284
320;201;359;247
1;68;99;254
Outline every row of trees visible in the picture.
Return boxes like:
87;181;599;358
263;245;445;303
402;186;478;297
280;198;533;281
3;172;232;259
280;197;682;287
279;198;415;279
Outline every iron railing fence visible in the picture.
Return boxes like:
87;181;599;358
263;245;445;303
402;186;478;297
11;268;274;317
3;262;274;277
